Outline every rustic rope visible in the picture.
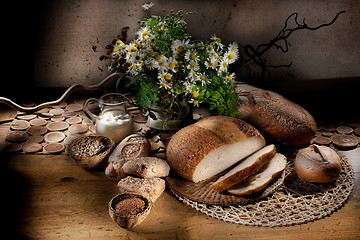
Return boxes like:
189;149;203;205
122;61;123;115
0;72;129;113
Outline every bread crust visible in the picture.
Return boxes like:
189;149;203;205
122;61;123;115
166;116;265;182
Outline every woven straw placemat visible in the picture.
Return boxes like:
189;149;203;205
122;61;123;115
166;167;286;206
169;152;355;227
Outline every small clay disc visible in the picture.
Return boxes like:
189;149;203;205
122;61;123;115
66;103;83;112
27;126;48;135
17;114;37;121
345;120;360;128
47;122;69;131
52;102;67;108
331;134;358;149
11;120;30;131
323;126;336;132
6;131;28;142
69;124;88;134
44;131;66;143
27;135;44;143
313;135;331;145
354;127;360;136
43;143;65;154
82;118;92;125
322;131;333;137
30;118;47;126
22;142;43;153
64;135;78;145
49;108;65;116
336;126;353;135
66;116;82;125
62;112;77;118
51;116;66;122
36;107;50;114
73;98;87;105
4;142;22;152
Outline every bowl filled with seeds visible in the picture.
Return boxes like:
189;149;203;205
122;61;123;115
69;135;115;170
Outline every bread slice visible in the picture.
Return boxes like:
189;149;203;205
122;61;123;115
117;176;165;202
211;144;276;192
228;153;287;195
167;116;266;183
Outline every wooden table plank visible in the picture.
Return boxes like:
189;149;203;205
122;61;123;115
2;154;360;240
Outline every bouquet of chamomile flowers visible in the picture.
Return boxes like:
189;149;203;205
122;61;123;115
108;2;240;119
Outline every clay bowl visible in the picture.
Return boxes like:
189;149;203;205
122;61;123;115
108;193;151;228
69;135;115;170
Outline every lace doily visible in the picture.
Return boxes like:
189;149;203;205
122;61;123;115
172;152;355;227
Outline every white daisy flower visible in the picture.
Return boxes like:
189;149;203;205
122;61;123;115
142;2;154;11
171;39;192;56
228;41;239;54
185;50;199;62
226;72;236;82
210;34;224;47
224;50;239;64
158;75;172;90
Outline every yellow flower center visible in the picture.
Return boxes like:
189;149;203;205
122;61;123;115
130;47;137;52
142;30;148;36
190;63;196;69
113;48;118;52
193;100;199;106
192;91;199;98
216;38;221;44
177;46;185;53
158;61;164;67
228;54;235;60
190;53;196;61
155;54;161;61
207;46;213;52
148;49;154;56
228;75;233;81
223;61;228;67
169;62;176;69
116;40;123;45
231;46;237;51
161;82;167;87
200;76;206;80
165;74;172;80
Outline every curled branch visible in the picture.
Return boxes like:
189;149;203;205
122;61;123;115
240;10;345;80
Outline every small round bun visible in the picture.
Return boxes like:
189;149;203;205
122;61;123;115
294;144;341;183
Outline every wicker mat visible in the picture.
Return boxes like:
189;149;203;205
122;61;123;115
169;152;355;227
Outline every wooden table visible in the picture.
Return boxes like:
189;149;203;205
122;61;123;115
1;108;359;240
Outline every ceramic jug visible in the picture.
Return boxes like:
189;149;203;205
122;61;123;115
84;93;134;143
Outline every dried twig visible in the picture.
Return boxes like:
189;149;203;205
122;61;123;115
240;11;345;80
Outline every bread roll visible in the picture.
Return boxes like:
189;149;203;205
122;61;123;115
167;116;266;183
105;134;150;181
121;157;170;178
117;176;165;202
211;144;276;192
294;144;341;183
228;153;287;195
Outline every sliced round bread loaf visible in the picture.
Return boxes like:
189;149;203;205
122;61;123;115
166;116;266;183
